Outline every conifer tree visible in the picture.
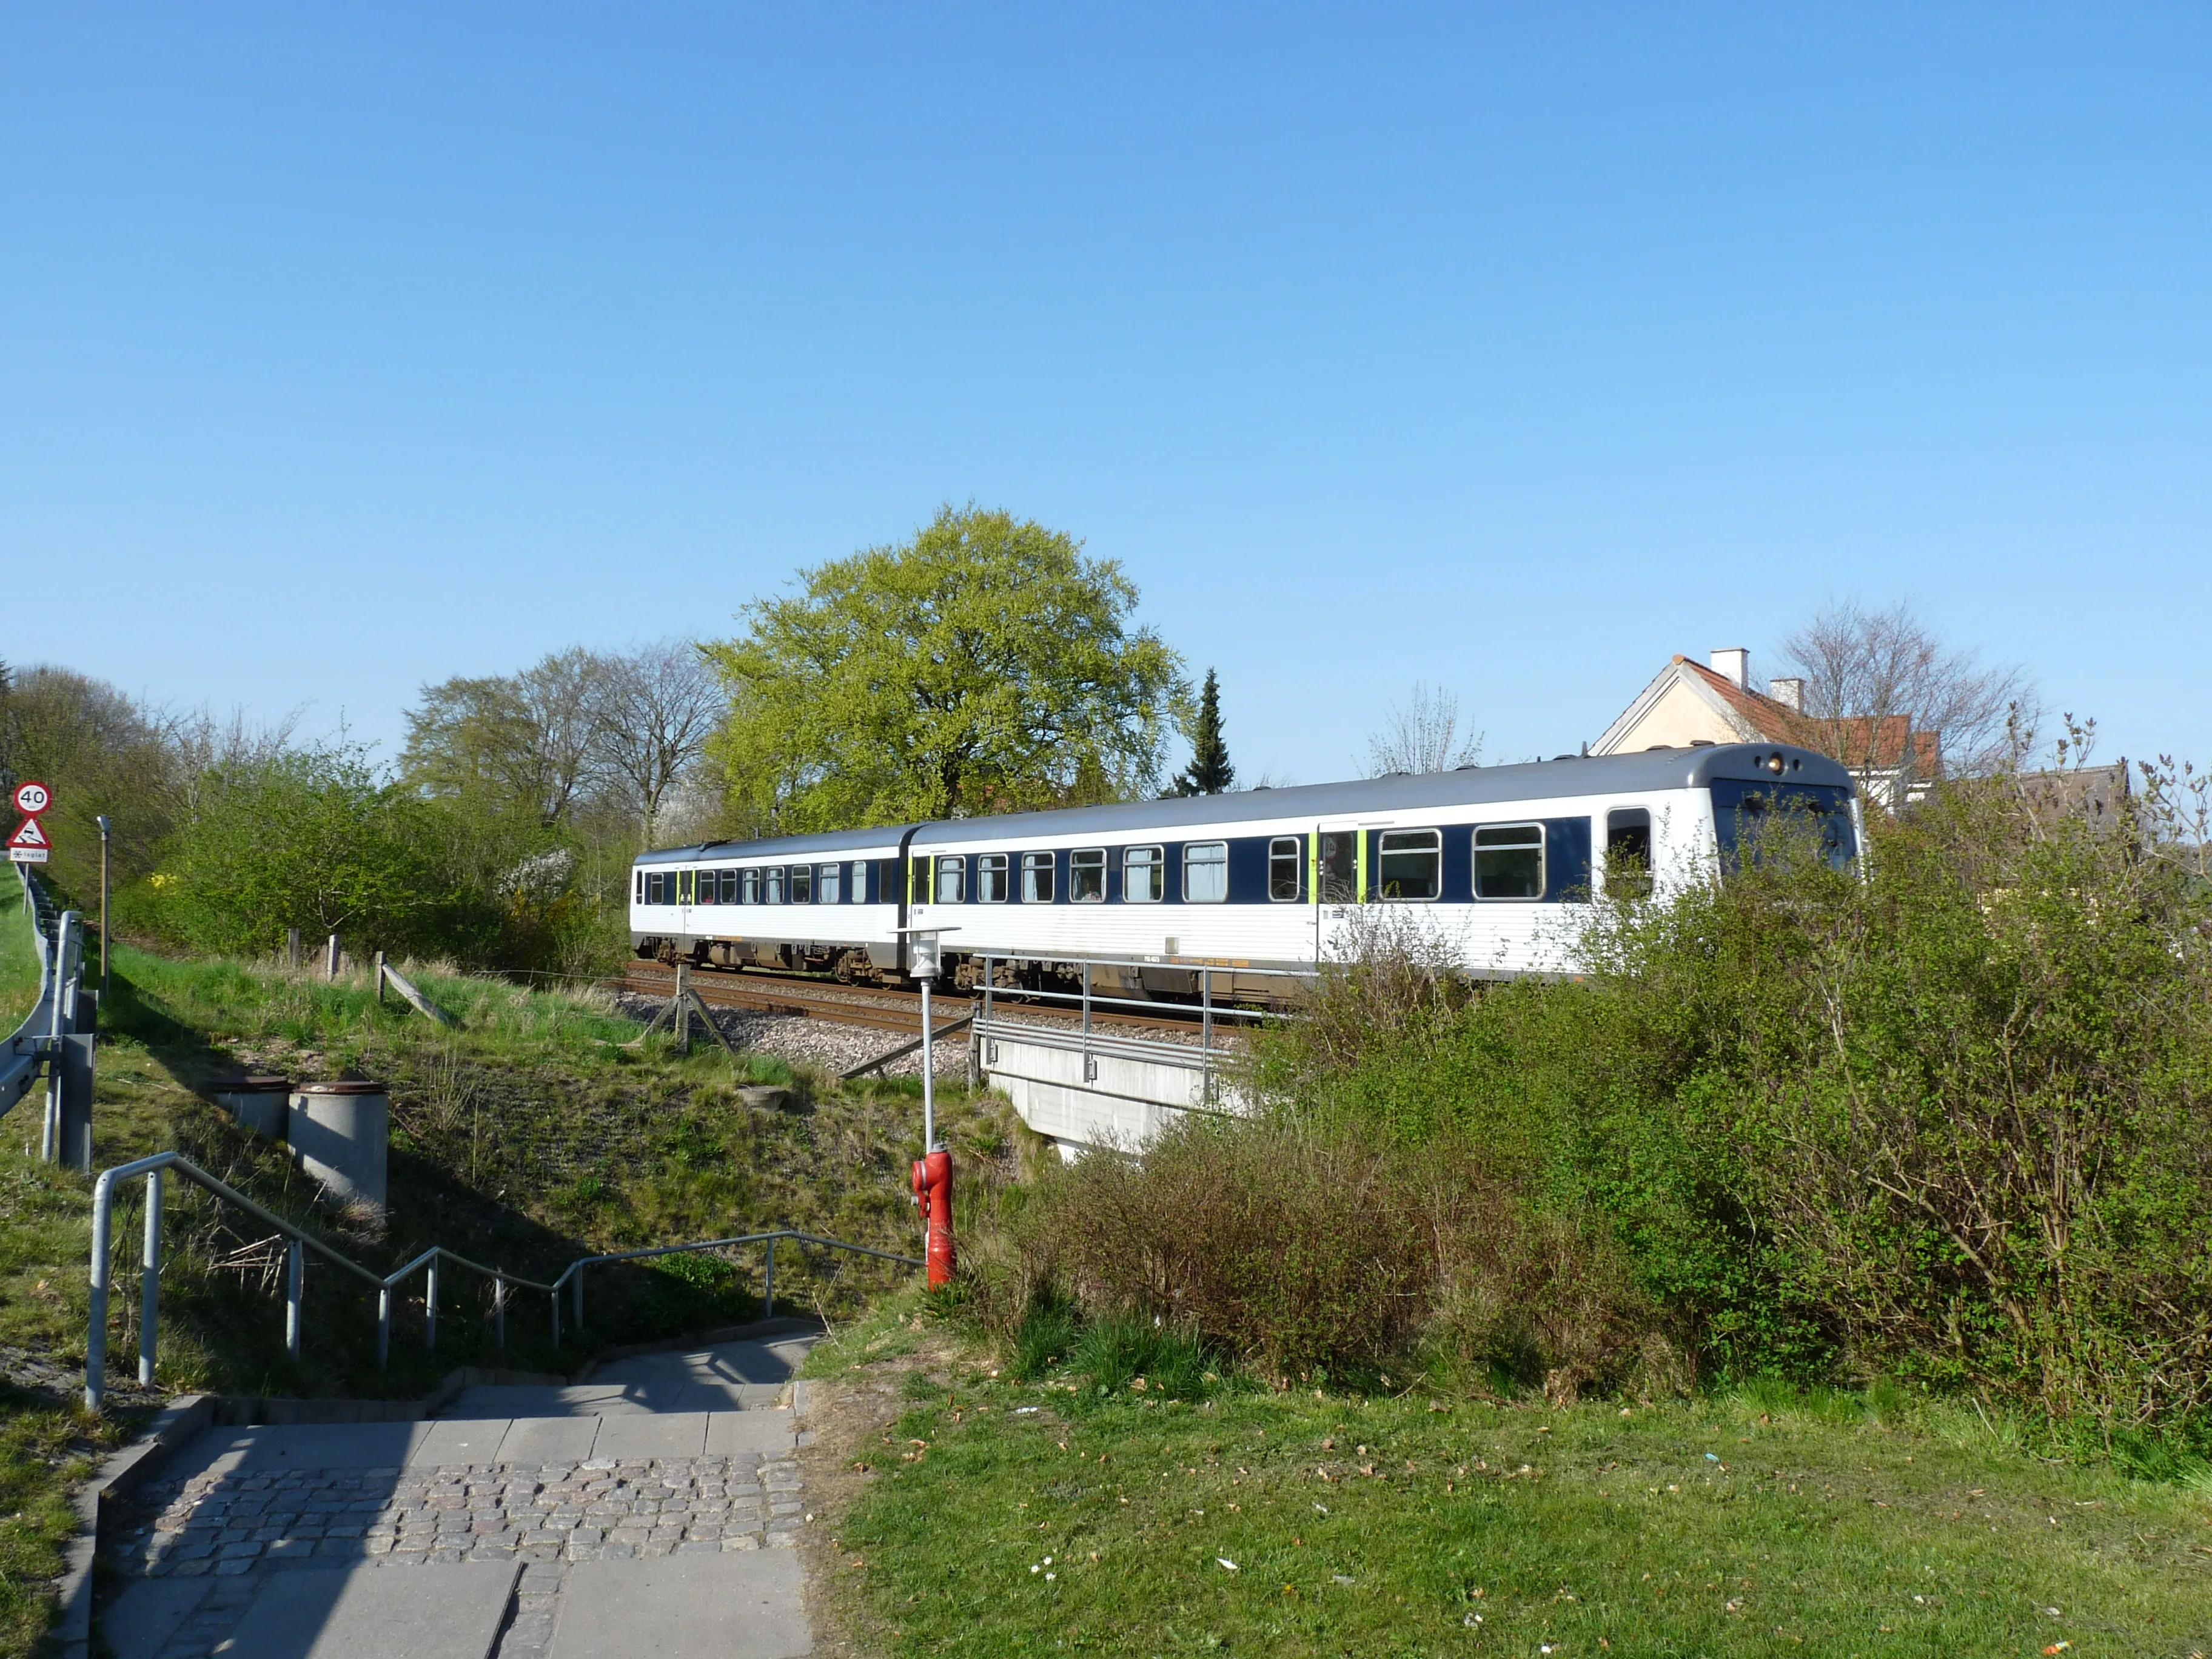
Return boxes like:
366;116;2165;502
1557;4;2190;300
1172;668;1235;796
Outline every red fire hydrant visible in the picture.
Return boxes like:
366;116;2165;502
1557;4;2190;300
911;1148;954;1288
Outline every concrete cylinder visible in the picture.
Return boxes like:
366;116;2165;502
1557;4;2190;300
288;1081;389;1218
210;1075;292;1142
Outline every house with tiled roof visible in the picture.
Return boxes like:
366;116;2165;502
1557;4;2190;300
1592;649;1939;810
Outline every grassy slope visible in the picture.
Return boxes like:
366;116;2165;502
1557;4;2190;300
0;936;1017;1658
808;1308;2212;1658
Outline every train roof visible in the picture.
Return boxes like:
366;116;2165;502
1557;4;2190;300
634;744;1853;866
912;743;1854;845
634;823;917;866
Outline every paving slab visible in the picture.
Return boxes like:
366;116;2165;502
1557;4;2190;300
705;1412;799;1457
228;1560;518;1659
496;1414;602;1464
103;1575;213;1659
549;1550;810;1659
440;1384;635;1420
235;1422;423;1472
590;1410;711;1461
406;1417;512;1466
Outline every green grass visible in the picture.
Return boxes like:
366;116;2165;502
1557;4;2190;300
0;879;41;1032
813;1315;2212;1657
1;940;1027;1406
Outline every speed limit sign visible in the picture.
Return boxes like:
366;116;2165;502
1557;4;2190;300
12;782;50;816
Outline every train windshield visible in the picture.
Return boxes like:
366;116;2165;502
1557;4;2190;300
1710;781;1855;871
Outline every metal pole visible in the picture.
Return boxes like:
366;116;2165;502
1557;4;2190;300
326;933;340;981
85;1174;115;1412
1081;960;1091;1050
285;1239;303;1361
138;1167;163;1387
551;1288;561;1349
1201;968;1214;1108
920;977;934;1153
378;1285;391;1369
764;1237;776;1319
494;1275;507;1351
425;1257;438;1352
96;815;110;997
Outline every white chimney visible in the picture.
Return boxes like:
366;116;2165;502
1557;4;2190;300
1769;676;1805;711
1709;648;1751;689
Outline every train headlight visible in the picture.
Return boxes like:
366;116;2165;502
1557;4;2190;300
1767;753;1785;774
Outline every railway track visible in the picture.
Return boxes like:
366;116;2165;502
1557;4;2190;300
622;962;1221;1040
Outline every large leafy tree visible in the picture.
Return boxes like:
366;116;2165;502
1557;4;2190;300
158;746;491;960
706;506;1185;830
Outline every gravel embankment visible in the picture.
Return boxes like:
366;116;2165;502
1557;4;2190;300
614;993;971;1079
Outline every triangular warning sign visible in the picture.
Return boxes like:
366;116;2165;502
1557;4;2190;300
7;816;49;850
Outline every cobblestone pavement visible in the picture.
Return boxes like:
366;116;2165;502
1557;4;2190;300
106;1452;809;1658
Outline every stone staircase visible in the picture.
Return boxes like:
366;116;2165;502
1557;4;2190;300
95;1327;823;1659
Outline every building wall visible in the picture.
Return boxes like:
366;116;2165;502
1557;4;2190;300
1596;682;1744;754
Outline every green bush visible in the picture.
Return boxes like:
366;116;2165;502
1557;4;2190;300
1008;1113;1654;1394
1261;760;2212;1439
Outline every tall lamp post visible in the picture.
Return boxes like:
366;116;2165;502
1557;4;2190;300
95;815;110;995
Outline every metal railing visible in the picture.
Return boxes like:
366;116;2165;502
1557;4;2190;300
2;868;95;1164
973;950;1313;1104
85;1148;921;1412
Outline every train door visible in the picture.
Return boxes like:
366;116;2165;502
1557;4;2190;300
1313;822;1362;964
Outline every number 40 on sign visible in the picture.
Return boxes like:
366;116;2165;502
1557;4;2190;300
8;780;53;863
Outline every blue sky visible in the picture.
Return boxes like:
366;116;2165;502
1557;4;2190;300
4;5;2206;785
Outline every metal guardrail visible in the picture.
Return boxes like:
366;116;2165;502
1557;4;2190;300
85;1148;922;1412
2;867;95;1162
973;950;1315;1101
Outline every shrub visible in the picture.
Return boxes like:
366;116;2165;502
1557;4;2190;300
1013;1113;1652;1390
1261;752;2212;1436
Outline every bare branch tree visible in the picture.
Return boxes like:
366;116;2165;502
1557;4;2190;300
586;640;724;847
1778;598;2035;793
1364;682;1485;776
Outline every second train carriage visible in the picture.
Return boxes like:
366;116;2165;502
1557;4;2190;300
629;742;1860;999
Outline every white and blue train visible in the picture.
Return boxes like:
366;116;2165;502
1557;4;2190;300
629;742;1860;1000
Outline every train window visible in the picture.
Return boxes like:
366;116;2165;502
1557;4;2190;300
634;870;645;903
791;865;813;903
765;866;786;903
1604;809;1653;899
977;853;1008;902
1378;829;1441;900
1269;837;1302;902
697;869;719;905
1475;825;1545;900
1320;833;1358;903
851;863;869;903
1022;851;1056;903
1124;845;1165;903
680;870;696;905
818;863;841;904
1071;848;1106;902
740;868;760;905
936;856;965;903
645;872;661;905
1184;842;1228;903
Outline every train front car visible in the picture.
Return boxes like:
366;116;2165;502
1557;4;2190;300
900;742;1855;999
630;825;917;980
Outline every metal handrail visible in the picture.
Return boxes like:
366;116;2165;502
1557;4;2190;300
2;870;88;1155
85;1148;921;1412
